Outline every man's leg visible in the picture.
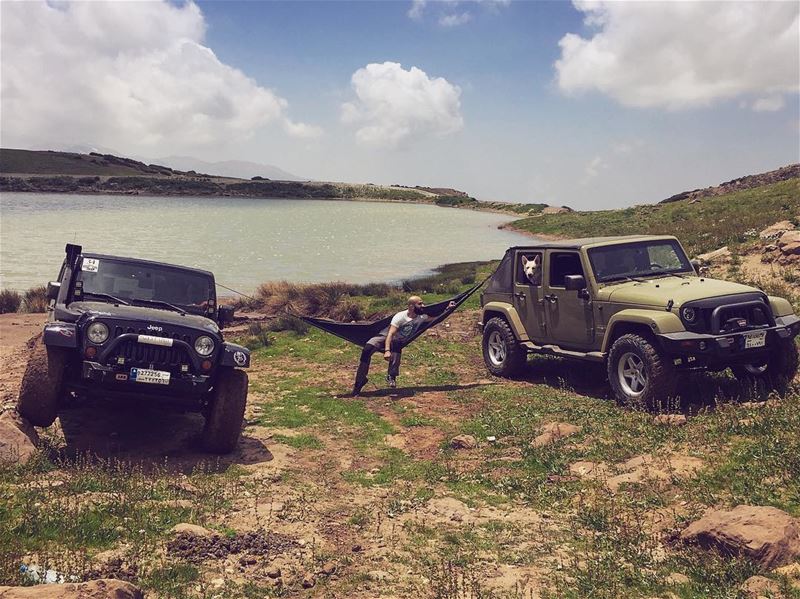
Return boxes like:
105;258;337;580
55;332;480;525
386;344;401;388
352;335;384;396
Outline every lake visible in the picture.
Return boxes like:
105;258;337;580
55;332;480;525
0;193;529;292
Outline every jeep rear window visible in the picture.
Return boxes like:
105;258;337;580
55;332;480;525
588;240;692;283
74;258;214;315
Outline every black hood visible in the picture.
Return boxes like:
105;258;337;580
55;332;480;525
69;301;220;335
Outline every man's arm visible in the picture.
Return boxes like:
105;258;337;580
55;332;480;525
384;325;398;359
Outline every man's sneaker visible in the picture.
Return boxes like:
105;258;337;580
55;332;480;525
351;378;368;397
386;375;397;389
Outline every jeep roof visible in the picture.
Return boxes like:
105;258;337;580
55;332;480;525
82;252;214;279
505;234;677;251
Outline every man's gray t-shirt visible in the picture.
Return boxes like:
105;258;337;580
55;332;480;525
390;310;429;342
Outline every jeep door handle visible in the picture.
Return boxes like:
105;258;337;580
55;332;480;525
544;294;558;303
513;292;526;300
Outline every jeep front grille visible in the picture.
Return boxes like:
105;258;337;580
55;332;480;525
683;296;773;334
107;326;193;370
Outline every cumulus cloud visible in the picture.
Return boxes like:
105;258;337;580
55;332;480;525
408;0;509;27
555;1;799;111
0;1;320;154
341;62;463;148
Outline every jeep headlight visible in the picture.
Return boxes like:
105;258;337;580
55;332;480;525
194;335;215;356
681;307;697;323
86;321;109;344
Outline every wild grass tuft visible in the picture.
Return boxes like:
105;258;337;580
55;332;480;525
0;289;22;313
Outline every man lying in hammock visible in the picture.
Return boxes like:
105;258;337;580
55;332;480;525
352;295;456;396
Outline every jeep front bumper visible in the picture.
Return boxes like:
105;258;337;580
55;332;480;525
75;361;212;403
656;314;800;367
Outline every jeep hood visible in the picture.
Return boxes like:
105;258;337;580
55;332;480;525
68;301;220;334
597;276;761;308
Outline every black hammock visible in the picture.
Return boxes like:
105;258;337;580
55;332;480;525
295;279;486;349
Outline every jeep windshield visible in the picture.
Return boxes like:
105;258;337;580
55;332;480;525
73;256;214;316
588;240;693;283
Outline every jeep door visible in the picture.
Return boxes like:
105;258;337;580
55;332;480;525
512;250;546;343
543;250;594;349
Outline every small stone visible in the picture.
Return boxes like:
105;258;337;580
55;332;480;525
266;566;282;579
531;422;581;448
211;577;224;588
351;544;363;552
450;435;477;450
665;572;690;585
301;575;315;588
486;436;497;443
320;561;336;576
740;575;784;598
653;414;687;427
169;523;214;538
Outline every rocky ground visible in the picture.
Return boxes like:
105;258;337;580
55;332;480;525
1;287;799;598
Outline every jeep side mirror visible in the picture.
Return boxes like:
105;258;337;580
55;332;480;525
564;275;586;291
46;281;61;301
218;305;235;327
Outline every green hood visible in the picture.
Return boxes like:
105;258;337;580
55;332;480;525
597;276;760;308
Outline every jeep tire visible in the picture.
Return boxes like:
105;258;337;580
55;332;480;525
731;339;799;390
203;368;248;453
482;317;526;377
607;333;677;409
18;336;67;427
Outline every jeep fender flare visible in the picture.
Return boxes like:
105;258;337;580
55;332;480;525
601;309;684;353
482;302;528;342
220;342;251;368
43;322;78;348
768;295;794;318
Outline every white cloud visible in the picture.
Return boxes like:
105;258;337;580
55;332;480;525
439;11;472;27
0;1;320;154
752;95;786;113
408;0;427;20
407;0;509;27
341;62;463;148
555;1;799;111
584;155;607;178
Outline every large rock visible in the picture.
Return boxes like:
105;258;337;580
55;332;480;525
530;422;581;448
680;505;800;569
759;221;795;240
740;575;784;598
0;579;143;598
696;246;731;265
777;231;800;256
169;523;214;538
450;435;477;450
0;410;39;464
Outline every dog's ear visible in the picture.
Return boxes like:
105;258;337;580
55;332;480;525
532;255;540;267
521;255;529;266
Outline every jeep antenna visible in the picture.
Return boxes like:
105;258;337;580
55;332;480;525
216;282;258;302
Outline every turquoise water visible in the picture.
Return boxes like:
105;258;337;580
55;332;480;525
0;193;529;291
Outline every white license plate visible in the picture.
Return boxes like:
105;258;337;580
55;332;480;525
130;368;171;385
744;331;766;349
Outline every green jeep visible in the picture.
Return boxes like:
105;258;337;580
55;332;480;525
480;235;800;406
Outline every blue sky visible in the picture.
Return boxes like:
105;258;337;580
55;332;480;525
2;1;798;209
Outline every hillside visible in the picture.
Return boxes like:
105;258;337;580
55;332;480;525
510;176;800;257
0;148;558;216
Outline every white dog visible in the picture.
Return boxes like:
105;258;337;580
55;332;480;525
521;254;542;285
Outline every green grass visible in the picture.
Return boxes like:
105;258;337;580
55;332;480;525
272;433;324;450
511;178;800;256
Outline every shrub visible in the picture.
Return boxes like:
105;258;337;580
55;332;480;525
242;322;271;350
328;297;364;322
21;286;48;313
266;315;309;335
0;290;21;314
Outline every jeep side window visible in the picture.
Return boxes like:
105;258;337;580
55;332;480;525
517;252;543;286
549;252;584;288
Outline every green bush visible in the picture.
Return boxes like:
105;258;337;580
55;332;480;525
21;286;48;313
0;290;21;314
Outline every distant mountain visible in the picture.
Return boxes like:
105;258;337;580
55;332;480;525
154;156;304;181
660;163;800;204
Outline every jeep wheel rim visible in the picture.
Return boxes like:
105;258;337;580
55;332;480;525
618;352;647;397
487;331;506;366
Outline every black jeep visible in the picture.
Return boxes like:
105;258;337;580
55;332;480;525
18;244;251;453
